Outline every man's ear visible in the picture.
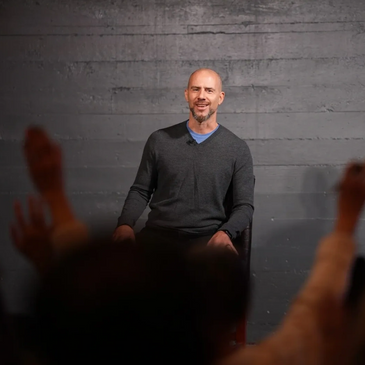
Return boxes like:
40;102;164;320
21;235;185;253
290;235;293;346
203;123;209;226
218;91;225;105
184;89;189;102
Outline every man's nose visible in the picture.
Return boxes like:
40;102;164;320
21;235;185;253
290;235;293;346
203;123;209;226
197;90;206;99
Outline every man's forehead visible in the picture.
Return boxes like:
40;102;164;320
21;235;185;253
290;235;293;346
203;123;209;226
188;70;221;89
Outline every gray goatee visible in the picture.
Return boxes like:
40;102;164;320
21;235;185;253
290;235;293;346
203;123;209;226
190;107;216;124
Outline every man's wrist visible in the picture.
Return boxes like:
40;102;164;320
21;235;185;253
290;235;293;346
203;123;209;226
116;223;134;230
220;229;232;240
120;224;134;231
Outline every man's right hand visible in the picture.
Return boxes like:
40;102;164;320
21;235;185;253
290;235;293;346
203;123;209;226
112;225;136;243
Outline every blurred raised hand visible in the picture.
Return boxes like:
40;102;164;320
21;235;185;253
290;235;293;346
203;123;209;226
10;196;53;274
23;126;75;226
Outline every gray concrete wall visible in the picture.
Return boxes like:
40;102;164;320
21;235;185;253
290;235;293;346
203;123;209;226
1;0;365;343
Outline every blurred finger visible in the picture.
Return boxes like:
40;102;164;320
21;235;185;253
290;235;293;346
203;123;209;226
28;195;38;225
28;195;47;227
13;200;26;229
54;142;62;159
24;126;49;148
334;161;365;191
37;196;47;225
9;224;23;251
24;127;53;163
348;162;365;176
25;145;52;165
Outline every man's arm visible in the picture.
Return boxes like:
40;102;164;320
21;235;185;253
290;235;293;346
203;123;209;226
219;142;254;239
114;134;158;241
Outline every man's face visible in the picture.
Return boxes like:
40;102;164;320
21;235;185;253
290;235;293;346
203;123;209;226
184;70;225;123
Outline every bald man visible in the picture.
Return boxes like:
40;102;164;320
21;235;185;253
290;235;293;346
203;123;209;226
113;69;254;252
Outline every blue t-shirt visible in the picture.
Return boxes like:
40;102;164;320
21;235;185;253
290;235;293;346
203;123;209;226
186;121;220;144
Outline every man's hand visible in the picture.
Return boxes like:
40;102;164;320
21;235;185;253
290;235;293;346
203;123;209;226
335;161;365;235
112;225;136;243
10;196;53;274
207;231;238;255
23;126;63;197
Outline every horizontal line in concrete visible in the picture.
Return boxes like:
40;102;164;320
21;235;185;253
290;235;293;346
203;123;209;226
0;164;347;194
1;110;364;115
1;21;365;36
2;55;365;64
2;85;365;114
3;0;365;27
2;32;365;61
0;139;364;167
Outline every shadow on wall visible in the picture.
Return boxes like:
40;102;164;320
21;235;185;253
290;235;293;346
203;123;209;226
247;165;339;343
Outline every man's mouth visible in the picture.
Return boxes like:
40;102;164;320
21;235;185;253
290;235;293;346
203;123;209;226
195;104;209;111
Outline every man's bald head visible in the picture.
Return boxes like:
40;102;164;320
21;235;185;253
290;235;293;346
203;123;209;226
187;68;223;92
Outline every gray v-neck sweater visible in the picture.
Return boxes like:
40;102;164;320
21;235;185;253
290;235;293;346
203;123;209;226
117;121;254;239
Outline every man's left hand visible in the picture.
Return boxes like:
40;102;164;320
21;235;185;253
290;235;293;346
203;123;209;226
207;231;238;255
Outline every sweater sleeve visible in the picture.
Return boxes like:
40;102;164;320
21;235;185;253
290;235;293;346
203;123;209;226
219;141;254;239
117;133;158;228
218;231;356;365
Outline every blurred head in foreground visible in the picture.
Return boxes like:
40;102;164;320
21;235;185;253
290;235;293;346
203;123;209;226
30;238;249;365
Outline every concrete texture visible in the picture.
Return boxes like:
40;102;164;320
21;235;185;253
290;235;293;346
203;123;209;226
1;0;365;344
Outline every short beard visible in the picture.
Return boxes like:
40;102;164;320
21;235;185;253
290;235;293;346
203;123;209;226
190;107;216;124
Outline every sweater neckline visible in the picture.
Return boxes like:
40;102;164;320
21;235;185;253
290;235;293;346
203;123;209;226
183;120;224;147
